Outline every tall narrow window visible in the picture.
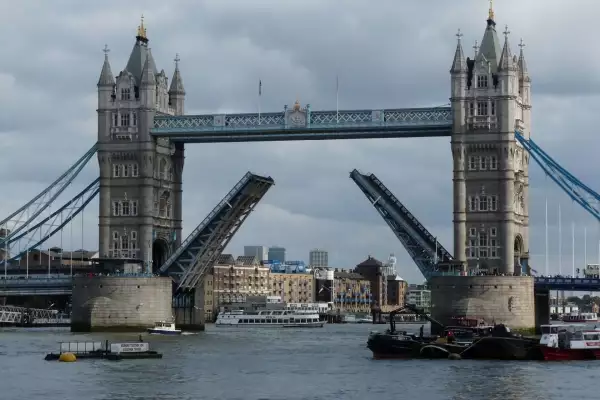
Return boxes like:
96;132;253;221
133;112;137;126
120;88;131;100
491;101;496;116
113;113;118;127
112;201;121;216
468;196;477;212
490;239;498;258
490;156;498;170
131;164;139;177
479;233;489;258
123;165;130;177
479;196;488;211
480;157;488;170
477;75;488;88
121;114;130;126
469;102;474;116
113;164;121;178
477;101;488;116
122;201;130;216
489;196;498;211
468;239;477;258
131;201;138;216
468;156;478;171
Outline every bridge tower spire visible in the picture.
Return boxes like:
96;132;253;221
96;18;184;273
450;10;531;275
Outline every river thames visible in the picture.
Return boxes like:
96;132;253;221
0;323;596;400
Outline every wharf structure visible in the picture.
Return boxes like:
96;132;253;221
10;3;600;332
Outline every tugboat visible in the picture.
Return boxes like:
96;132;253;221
147;321;182;335
366;304;543;360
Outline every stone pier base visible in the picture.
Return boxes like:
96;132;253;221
71;276;172;332
429;276;535;334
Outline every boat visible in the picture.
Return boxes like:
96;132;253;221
146;321;182;335
562;312;599;323
44;340;162;361
215;309;324;328
367;304;544;360
539;324;600;360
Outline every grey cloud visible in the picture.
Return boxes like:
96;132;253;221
1;0;599;283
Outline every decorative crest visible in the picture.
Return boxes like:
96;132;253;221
503;25;510;38
456;29;463;43
473;40;479;57
488;0;494;21
293;99;301;111
518;38;526;50
103;44;110;56
137;14;147;40
174;53;181;67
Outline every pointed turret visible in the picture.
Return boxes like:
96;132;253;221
97;45;115;87
124;16;158;84
478;1;502;72
518;38;529;79
498;26;516;71
169;54;185;115
169;54;185;94
141;55;156;86
450;29;467;73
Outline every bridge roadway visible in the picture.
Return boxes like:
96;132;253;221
3;275;600;296
151;106;453;142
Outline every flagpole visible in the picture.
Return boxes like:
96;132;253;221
336;75;339;124
258;79;262;125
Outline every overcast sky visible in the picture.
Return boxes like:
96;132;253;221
0;0;599;283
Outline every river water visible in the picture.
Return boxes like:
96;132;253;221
0;323;597;400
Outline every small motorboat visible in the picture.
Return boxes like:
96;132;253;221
147;321;182;335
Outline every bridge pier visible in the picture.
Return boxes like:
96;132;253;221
430;276;535;334
172;284;205;331
70;276;172;332
534;287;550;334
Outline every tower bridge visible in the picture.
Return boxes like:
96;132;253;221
1;6;599;331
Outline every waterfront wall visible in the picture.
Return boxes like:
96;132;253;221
430;276;535;333
71;276;172;332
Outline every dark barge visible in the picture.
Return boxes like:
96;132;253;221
367;304;543;360
44;340;163;361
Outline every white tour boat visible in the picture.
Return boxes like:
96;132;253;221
147;321;182;335
562;312;599;323
216;309;324;328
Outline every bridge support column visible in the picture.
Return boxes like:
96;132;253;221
173;284;205;331
534;288;550;334
430;275;534;334
71;276;172;332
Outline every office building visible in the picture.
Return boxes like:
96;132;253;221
309;249;328;267
243;245;268;262
268;246;286;263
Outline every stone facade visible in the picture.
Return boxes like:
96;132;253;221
96;22;185;273
450;10;531;274
71;276;172;332
430;275;534;331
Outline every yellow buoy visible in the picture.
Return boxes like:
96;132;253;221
58;352;77;362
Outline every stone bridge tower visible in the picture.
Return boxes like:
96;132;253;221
96;19;186;273
450;5;531;275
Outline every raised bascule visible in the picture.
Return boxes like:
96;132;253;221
2;6;600;331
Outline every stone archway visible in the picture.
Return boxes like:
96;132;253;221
152;238;169;274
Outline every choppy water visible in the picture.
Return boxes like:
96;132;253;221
0;323;598;400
